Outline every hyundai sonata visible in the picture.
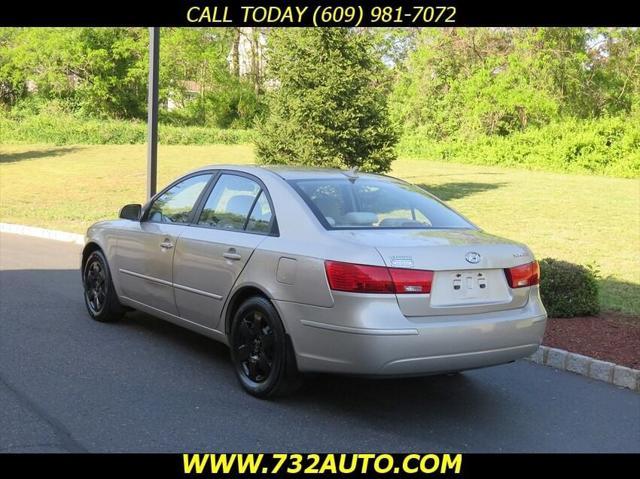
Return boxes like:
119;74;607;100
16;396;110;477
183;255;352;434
82;166;547;397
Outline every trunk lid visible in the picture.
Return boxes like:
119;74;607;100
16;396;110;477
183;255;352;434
329;229;533;316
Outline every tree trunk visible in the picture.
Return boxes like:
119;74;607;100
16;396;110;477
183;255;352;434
231;28;241;78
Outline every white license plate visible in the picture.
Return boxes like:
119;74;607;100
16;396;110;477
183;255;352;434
430;269;510;306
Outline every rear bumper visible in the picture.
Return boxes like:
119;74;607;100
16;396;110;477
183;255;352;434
275;290;547;376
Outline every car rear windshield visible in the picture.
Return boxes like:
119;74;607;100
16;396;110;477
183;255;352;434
288;177;474;230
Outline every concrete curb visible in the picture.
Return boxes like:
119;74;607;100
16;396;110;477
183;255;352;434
526;345;640;392
0;223;84;245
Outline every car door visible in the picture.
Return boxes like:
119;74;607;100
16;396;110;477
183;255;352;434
116;172;213;316
172;173;276;330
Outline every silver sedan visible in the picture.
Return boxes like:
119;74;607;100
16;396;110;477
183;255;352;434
82;166;547;397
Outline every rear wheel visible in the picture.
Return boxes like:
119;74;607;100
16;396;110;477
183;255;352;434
229;296;300;398
83;250;123;323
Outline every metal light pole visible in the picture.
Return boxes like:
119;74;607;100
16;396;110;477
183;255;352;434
146;27;160;200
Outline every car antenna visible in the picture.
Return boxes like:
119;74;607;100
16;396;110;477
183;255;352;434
344;166;359;182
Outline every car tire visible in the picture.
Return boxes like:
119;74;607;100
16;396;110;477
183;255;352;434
229;296;301;398
82;250;124;323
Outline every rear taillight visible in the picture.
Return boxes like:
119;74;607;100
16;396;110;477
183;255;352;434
324;261;433;294
324;261;393;293
388;267;433;294
504;261;540;288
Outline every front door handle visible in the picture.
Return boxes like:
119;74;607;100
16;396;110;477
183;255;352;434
160;240;174;250
223;248;241;261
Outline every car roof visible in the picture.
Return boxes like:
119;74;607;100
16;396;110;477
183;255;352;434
189;164;392;181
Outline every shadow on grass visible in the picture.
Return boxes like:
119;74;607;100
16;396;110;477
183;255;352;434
418;181;506;201
0;147;82;163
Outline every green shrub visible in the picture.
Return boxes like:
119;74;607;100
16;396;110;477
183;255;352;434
539;258;600;318
398;116;640;178
160;82;265;130
0;112;254;145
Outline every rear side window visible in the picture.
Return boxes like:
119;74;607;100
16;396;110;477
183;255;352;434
197;174;274;234
289;178;473;230
246;192;273;233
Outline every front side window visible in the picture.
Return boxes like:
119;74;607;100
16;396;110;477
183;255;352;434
289;177;473;230
198;174;266;232
147;174;212;224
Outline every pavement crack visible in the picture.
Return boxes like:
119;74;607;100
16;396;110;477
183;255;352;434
0;373;87;453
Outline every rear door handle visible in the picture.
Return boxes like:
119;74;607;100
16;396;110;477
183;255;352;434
223;248;242;261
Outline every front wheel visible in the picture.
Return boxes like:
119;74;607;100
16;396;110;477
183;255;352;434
229;296;300;398
83;250;124;323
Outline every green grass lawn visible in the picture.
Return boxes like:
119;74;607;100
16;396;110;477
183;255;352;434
1;144;639;315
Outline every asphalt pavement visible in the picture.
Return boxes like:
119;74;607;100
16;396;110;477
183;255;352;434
0;232;638;452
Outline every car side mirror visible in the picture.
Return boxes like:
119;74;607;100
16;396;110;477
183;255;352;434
119;203;142;221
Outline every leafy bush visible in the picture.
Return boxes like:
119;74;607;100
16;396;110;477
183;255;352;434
539;258;600;318
202;82;265;129
0;112;254;145
160;82;265;130
398;116;640;178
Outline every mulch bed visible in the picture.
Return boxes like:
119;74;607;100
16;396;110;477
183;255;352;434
543;312;640;369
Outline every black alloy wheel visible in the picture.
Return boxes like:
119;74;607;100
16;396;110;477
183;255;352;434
235;309;274;383
82;250;123;322
85;257;106;314
230;296;300;398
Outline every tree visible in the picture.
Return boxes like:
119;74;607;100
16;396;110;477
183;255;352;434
588;28;640;116
159;27;264;128
5;28;148;118
0;29;27;107
391;28;564;138
391;28;640;140
255;28;398;173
